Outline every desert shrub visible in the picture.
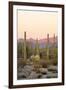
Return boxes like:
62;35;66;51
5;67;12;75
21;60;27;66
17;42;23;58
50;59;58;65
52;59;58;65
40;60;50;68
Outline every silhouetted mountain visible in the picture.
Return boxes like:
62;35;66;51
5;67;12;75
18;37;58;48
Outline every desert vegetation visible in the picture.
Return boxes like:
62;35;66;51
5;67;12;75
17;32;58;80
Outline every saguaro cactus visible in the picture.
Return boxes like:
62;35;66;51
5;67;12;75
24;31;27;61
33;38;41;72
53;34;56;47
47;34;49;60
35;38;39;55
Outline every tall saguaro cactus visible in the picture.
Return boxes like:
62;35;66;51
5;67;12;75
33;38;41;72
53;34;55;47
47;34;49;60
35;38;39;55
24;31;27;61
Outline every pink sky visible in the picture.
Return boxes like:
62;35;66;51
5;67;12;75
18;10;58;40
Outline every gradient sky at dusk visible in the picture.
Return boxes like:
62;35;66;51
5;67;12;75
18;10;58;40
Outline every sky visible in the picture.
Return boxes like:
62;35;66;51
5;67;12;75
17;10;58;40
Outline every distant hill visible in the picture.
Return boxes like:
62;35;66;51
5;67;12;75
17;37;58;48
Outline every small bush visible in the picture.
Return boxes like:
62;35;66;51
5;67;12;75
52;59;58;65
40;60;50;68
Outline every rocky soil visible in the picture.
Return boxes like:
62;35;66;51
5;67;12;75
17;63;58;80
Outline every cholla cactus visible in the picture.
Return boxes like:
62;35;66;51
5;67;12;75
34;55;40;62
33;55;41;72
30;55;35;61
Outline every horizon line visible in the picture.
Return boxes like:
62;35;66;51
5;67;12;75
18;36;58;40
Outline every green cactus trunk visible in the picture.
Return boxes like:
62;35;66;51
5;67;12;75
24;32;27;61
35;38;39;55
46;34;49;61
53;34;55;47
